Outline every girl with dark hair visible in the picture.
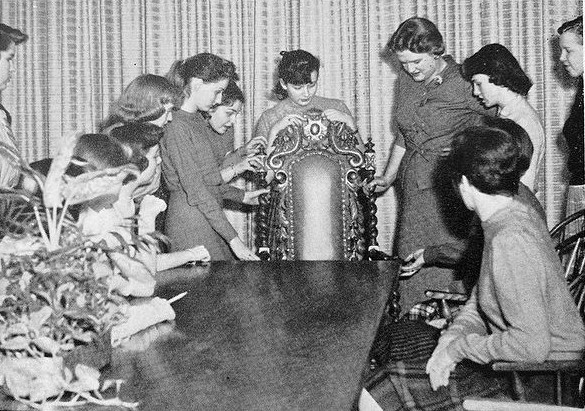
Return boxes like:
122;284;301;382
206;80;266;183
160;53;267;261
254;49;363;149
557;16;584;220
368;17;491;313
462;43;544;192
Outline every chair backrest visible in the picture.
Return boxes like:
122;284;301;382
256;108;372;260
550;208;585;320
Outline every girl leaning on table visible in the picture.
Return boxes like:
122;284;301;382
161;53;267;261
76;129;209;284
72;132;185;346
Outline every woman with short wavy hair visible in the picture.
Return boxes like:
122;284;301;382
368;17;491;313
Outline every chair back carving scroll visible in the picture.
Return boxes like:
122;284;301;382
255;108;377;261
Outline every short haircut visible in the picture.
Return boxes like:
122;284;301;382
217;79;245;107
479;116;533;176
74;133;130;171
385;17;445;56
0;23;28;52
448;126;520;196
462;43;532;96
110;122;163;172
272;49;320;100
558;15;583;41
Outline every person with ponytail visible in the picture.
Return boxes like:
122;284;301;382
160;53;267;260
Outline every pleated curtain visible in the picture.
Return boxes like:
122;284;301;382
0;0;582;252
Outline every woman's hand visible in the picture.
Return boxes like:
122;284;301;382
440;146;452;157
364;175;393;194
234;156;265;174
323;109;357;131
400;248;425;277
186;245;210;262
244;136;268;156
229;237;260;261
243;188;270;205
271;114;305;135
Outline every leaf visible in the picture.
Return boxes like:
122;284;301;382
31;336;61;354
43;131;80;208
29;306;53;331
0;140;22;166
0;191;40;239
3;357;66;402
67;363;100;392
1;335;30;350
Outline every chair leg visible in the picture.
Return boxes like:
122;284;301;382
556;371;563;405
511;371;527;401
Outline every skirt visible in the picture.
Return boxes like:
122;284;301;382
165;190;234;260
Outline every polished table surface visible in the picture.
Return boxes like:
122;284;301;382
6;261;399;410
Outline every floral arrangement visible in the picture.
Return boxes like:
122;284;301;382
0;133;151;409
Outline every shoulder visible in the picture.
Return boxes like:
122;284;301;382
440;57;471;91
313;95;344;106
163;111;206;139
258;100;287;118
490;201;550;250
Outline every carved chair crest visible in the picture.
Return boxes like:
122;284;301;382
256;108;377;260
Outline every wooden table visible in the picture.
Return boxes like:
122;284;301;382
4;261;399;411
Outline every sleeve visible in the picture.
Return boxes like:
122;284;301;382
442;288;487;341
254;112;270;140
423;242;467;266
0;113;21;188
446;231;552;364
392;75;406;149
222;150;244;168
424;216;481;266
335;100;365;149
457;74;495;117
163;121;238;242
219;184;246;203
517;117;544;192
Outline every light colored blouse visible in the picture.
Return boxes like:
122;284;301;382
499;94;544;192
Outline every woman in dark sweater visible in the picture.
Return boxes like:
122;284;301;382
160;53;267;260
558;16;584;217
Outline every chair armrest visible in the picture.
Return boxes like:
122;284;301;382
424;289;468;302
463;398;583;410
492;359;585;372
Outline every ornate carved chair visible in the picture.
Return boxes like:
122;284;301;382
254;108;385;261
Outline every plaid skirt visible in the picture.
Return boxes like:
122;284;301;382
365;320;507;411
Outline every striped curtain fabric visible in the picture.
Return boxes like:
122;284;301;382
0;0;582;252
